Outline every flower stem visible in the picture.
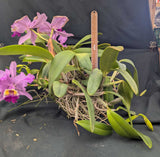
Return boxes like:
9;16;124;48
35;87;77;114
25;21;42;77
31;29;48;42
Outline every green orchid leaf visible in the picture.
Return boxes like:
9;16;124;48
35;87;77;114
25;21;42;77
117;68;139;95
136;131;152;149
74;48;103;57
42;61;51;78
78;41;92;47
118;81;133;109
87;68;103;95
73;34;92;49
100;46;124;74
126;114;153;131
72;79;95;132
107;109;139;138
119;59;139;88
38;63;46;79
76;53;92;71
117;61;127;71
20;55;47;63
51;39;62;53
53;81;68;97
103;77;114;103
62;65;79;73
0;45;53;60
98;43;111;49
76;120;112;136
107;109;152;149
73;33;102;49
49;50;75;93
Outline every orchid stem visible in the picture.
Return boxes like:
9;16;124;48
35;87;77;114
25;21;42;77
31;29;48;42
50;29;54;39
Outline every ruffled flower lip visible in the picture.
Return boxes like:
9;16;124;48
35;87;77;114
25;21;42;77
11;32;21;37
3;89;19;104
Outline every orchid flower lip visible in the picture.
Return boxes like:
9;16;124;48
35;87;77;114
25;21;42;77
3;89;19;97
3;89;19;104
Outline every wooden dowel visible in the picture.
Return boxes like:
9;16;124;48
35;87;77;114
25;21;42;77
91;10;98;69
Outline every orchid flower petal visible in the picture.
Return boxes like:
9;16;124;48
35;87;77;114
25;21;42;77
24;73;35;84
9;61;17;78
18;90;33;100
14;72;35;88
11;15;31;33
31;12;48;28
18;31;32;45
30;31;37;45
51;16;69;29
55;30;74;37
37;21;51;34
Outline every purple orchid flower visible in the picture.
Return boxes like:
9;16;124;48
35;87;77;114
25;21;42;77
38;16;73;46
11;12;48;45
0;61;35;103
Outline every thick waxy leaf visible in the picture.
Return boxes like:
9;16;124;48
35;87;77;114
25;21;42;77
98;43;111;49
117;69;139;95
73;33;102;49
49;51;75;93
119;59;139;88
0;45;53;60
103;77;114;102
62;65;78;73
117;61;126;71
72;79;95;132
136;131;152;149
87;68;103;95
118;81;133;109
78;41;92;47
100;46;124;74
42;61;51;78
107;109;152;149
76;120;112;136
76;53;92;71
73;34;92;49
74;48;103;57
20;55;47;63
126;114;153;131
51;39;62;53
53;81;68;97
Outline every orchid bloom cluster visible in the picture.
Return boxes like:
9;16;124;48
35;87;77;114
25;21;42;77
0;61;35;103
11;12;73;46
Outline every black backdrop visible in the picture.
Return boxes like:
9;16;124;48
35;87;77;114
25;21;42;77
0;0;160;157
0;0;155;48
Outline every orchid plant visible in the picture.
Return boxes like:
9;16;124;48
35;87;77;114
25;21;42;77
0;12;153;149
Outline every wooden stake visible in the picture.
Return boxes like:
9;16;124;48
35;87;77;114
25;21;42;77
91;10;98;69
